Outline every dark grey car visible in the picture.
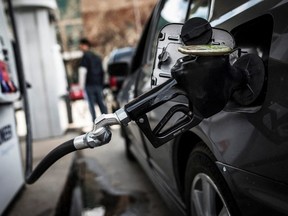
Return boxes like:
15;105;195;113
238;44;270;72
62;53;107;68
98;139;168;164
105;47;135;112
114;0;288;215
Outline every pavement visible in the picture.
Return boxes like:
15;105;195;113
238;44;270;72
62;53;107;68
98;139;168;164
3;100;92;216
79;126;172;216
5;131;81;216
3;100;171;216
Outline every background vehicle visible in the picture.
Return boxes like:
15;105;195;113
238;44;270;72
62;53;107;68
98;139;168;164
112;0;288;215
105;47;135;112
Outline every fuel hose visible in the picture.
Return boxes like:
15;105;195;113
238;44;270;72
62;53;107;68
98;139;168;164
25;139;76;184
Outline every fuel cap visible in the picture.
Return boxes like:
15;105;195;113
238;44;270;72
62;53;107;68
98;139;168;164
180;17;212;45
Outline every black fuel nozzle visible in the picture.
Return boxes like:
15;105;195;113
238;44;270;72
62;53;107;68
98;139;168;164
123;51;265;148
122;17;265;148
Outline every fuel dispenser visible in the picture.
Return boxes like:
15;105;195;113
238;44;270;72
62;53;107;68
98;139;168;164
0;0;24;213
20;16;266;186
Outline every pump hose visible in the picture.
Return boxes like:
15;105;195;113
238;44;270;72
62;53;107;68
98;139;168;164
25;139;76;184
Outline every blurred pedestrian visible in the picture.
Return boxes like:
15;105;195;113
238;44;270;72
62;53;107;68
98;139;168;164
78;38;108;122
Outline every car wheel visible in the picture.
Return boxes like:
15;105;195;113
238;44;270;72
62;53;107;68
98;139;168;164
185;143;239;216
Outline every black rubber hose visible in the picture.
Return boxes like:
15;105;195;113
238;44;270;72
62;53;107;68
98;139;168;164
6;0;34;180
26;138;76;184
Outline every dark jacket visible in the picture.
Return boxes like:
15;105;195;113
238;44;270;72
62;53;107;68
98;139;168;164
80;51;104;86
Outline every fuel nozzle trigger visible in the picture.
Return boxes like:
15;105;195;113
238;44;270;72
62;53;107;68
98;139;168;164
136;104;202;148
124;78;203;147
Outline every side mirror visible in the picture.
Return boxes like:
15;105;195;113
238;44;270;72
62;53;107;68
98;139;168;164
108;62;129;76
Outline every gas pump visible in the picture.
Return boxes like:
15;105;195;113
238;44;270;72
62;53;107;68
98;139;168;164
21;17;266;185
0;0;24;213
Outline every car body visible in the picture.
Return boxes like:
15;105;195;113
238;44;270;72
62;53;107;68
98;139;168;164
117;0;288;215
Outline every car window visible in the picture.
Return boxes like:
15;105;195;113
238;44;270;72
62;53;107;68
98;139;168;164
188;0;210;20
158;0;189;26
212;0;249;22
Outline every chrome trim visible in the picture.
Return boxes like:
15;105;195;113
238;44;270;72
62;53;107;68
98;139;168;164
210;0;263;27
208;0;215;21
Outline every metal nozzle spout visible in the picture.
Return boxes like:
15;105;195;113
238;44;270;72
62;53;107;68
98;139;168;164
93;108;130;130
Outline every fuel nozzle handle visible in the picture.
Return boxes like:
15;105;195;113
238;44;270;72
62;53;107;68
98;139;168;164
124;79;180;120
124;78;202;147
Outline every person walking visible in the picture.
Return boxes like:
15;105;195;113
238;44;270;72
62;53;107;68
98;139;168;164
78;38;108;122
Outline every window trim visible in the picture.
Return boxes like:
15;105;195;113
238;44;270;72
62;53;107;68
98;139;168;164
208;0;215;21
142;0;167;64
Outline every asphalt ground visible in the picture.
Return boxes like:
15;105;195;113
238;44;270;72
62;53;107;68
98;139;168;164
5;132;79;216
78;126;172;216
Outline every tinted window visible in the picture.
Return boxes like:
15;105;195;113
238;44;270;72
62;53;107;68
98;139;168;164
212;0;248;21
159;0;189;25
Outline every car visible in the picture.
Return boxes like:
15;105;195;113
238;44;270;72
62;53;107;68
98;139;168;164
111;0;288;215
105;47;135;112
